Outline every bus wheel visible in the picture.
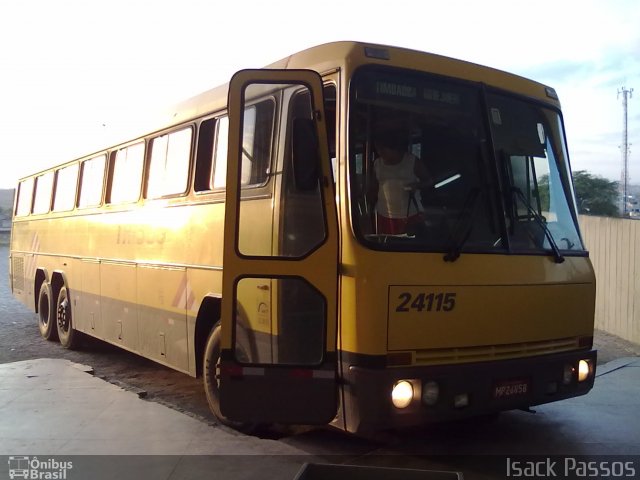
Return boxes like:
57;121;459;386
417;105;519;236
56;286;79;349
203;324;256;433
38;282;58;341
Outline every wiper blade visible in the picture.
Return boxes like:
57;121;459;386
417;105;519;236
443;188;480;262
511;187;565;263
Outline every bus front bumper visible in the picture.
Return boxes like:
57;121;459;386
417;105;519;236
341;349;597;434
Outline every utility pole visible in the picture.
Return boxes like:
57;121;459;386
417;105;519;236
618;86;633;216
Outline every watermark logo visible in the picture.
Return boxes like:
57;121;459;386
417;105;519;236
506;457;637;478
8;456;73;479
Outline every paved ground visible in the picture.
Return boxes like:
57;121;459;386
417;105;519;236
593;328;640;363
1;356;639;480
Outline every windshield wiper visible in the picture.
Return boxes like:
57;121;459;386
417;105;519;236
443;188;480;262
511;187;565;263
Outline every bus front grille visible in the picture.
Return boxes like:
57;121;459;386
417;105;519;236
413;337;581;365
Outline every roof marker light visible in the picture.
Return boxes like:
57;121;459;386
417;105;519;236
364;47;390;60
545;87;559;100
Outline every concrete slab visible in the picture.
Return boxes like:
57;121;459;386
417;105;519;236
1;356;639;480
0;358;306;457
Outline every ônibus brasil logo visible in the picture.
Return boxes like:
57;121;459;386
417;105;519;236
8;456;73;479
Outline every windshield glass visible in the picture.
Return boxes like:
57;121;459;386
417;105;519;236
348;66;584;256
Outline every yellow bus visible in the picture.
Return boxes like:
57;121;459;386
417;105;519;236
9;41;596;434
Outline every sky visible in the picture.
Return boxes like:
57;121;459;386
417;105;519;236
1;0;639;190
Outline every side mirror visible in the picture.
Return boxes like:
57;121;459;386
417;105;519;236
292;118;320;191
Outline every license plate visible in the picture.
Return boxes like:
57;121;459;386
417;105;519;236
493;378;530;399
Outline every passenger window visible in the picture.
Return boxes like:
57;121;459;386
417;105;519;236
16;178;34;216
53;163;79;212
110;142;144;204
78;155;106;208
195;108;266;192
194;118;216;192
32;172;54;214
213;116;229;189
147;128;192;198
194;116;230;192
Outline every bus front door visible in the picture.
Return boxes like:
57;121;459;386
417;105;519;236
219;69;339;424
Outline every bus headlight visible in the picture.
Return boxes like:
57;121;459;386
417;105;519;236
391;380;414;409
422;381;440;406
578;360;591;382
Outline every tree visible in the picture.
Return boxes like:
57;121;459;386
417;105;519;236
571;170;619;216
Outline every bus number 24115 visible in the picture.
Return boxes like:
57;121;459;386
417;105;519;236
395;292;457;313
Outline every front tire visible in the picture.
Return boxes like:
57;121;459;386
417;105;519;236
38;281;57;341
56;286;80;349
203;324;256;432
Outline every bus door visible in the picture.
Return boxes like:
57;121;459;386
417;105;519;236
219;69;339;424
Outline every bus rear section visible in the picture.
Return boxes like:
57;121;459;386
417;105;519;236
338;63;596;434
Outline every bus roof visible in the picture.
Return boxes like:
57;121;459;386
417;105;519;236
173;41;557;123
19;41;558;181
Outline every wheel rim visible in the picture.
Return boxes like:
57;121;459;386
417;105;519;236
57;296;69;333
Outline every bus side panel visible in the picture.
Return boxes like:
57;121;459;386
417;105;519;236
100;261;138;350
9;251;30;309
77;258;101;336
185;267;224;376
137;265;189;372
184;201;226;376
9;222;37;311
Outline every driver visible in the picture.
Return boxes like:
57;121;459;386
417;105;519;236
370;131;432;234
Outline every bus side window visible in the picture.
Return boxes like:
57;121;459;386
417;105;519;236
147;127;192;198
78;155;106;208
213;116;229;189
53;163;79;212
194;116;229;192
32;172;54;214
108;142;145;204
194;117;216;192
15;178;34;217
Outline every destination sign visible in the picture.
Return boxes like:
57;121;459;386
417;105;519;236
357;75;467;109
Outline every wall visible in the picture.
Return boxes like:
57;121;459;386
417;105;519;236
579;215;640;344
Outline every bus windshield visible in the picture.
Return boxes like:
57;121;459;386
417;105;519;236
349;66;584;257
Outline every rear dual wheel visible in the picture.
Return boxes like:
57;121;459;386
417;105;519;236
56;286;79;349
38;282;57;341
38;282;80;349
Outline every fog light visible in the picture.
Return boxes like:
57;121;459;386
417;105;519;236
422;381;440;406
391;380;414;409
453;393;469;408
563;364;575;385
578;360;591;382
